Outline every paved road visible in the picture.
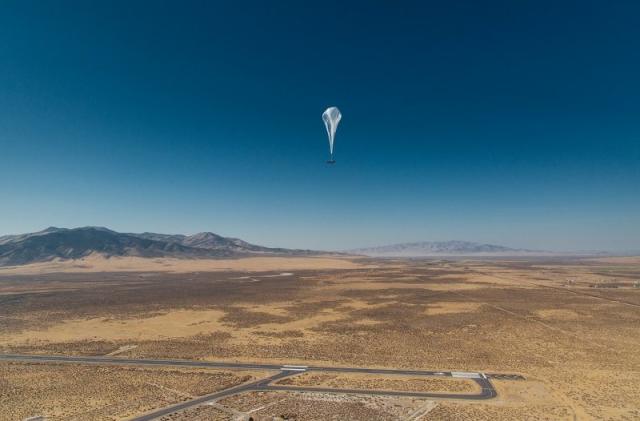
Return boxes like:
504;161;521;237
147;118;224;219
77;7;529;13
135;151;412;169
0;354;509;380
0;353;285;371
262;378;497;400
1;353;512;420
132;371;296;421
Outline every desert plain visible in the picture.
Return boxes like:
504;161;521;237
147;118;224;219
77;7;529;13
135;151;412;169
1;255;639;420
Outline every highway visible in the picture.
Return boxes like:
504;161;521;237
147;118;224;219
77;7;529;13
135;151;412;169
0;353;514;420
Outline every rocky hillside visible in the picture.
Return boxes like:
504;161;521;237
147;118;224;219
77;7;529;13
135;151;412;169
0;227;317;266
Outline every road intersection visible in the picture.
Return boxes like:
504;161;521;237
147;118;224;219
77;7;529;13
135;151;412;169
0;353;523;420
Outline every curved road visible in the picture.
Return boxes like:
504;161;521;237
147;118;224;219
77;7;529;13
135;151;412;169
0;353;514;420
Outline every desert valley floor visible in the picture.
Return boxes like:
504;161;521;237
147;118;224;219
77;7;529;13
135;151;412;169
1;256;639;420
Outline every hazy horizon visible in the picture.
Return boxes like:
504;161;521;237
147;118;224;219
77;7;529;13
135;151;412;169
1;1;639;252
1;225;637;254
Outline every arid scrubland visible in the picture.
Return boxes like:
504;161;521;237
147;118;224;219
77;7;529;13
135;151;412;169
1;256;639;419
275;372;478;393
0;362;261;421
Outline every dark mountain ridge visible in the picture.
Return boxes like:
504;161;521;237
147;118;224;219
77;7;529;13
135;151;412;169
0;227;317;266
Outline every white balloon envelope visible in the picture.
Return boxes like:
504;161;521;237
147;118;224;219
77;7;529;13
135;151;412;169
322;106;341;163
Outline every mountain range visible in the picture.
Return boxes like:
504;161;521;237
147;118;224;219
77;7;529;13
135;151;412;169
0;227;317;266
0;227;599;267
347;241;547;257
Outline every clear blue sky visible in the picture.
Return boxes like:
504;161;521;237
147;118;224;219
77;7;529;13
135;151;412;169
1;1;639;251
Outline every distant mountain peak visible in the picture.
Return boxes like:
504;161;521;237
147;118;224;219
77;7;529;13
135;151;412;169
187;232;225;241
81;226;115;232
183;232;254;250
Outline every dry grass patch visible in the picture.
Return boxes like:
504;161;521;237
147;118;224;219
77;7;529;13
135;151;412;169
0;362;261;421
276;372;478;393
427;401;574;420
425;302;482;315
535;309;583;320
0;309;225;345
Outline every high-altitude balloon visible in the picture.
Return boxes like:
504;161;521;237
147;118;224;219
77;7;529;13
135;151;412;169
322;106;341;164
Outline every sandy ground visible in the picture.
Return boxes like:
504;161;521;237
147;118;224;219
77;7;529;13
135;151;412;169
0;309;226;345
0;254;365;274
425;302;481;315
586;256;640;264
218;391;432;420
